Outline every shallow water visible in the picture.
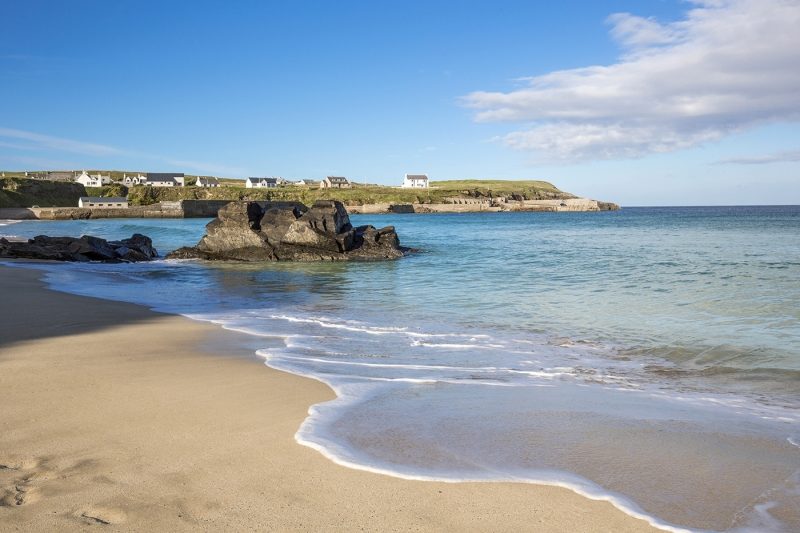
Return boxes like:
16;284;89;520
4;206;799;531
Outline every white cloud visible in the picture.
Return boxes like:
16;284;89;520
0;126;246;176
0;127;125;156
462;0;800;162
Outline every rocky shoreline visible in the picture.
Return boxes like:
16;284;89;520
0;233;158;262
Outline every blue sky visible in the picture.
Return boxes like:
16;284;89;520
1;0;798;205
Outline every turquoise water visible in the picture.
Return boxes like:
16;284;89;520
3;207;799;531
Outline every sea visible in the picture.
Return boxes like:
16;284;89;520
2;206;799;532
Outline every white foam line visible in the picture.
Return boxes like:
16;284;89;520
292;426;693;533
410;340;506;349
269;314;406;335
269;313;495;341
268;353;583;381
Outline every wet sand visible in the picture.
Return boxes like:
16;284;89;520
0;265;656;531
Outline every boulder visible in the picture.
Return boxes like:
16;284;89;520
0;234;158;262
167;200;408;262
260;206;303;246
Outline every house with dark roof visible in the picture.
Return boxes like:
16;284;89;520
320;176;351;189
402;173;429;188
145;173;185;187
196;176;221;187
245;177;278;188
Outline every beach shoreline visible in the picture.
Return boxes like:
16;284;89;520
0;263;657;531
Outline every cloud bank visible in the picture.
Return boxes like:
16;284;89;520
462;0;800;162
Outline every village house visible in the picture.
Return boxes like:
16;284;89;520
320;176;351;189
145;173;185;187
122;173;148;186
78;196;129;208
402;173;429;188
75;171;112;187
245;177;278;188
196;176;221;187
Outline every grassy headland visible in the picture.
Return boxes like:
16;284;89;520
1;172;583;209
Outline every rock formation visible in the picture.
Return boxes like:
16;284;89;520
167;200;407;261
0;233;158;262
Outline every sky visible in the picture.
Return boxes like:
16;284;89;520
1;0;798;206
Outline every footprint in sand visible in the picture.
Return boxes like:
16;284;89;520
1;482;41;506
0;457;46;507
2;456;127;525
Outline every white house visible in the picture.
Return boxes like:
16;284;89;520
320;176;351;189
123;174;147;186
245;177;278;188
196;176;221;187
402;173;429;188
146;173;185;187
75;171;112;187
78;196;129;209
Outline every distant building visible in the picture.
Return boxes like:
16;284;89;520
320;176;351;189
402;173;429;188
145;173;185;187
75;171;112;187
78;196;129;208
245;177;278;188
196;176;221;187
123;173;148;186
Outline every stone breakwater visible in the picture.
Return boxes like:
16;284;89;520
167;200;408;262
0;198;618;220
349;198;618;214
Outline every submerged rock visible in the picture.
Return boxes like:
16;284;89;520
167;200;408;262
0;233;158;262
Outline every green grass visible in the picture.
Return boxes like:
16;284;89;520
0;177;86;208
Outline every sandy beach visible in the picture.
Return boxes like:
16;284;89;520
0;264;656;531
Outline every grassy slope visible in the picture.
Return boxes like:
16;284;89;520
123;181;573;206
0;178;87;208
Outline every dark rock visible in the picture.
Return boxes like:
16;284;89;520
260;206;303;246
597;201;620;211
167;200;408;262
0;234;158;262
